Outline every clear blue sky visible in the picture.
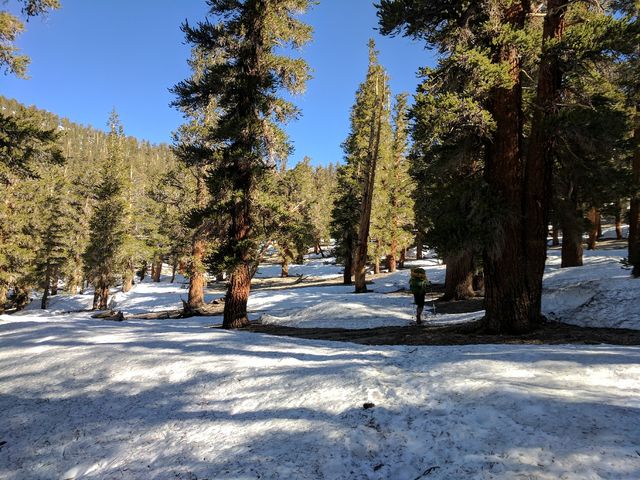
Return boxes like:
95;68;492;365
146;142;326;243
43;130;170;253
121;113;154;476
2;0;436;167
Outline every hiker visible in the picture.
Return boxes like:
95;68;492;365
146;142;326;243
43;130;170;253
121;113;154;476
409;267;429;324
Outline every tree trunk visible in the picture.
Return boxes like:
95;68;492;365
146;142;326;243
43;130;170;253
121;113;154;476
615;203;624;240
122;264;134;293
415;231;423;260
152;259;162;282
399;248;406;269
92;286;100;310
13;284;30;311
317;243;326;258
354;75;385;293
170;258;178;283
561;197;584;268
223;263;251;328
138;261;148;282
41;269;51;309
0;285;7;314
222;142;252;329
281;256;289;278
521;0;566;328
586;207;598;250
483;1;531;334
387;238;398;273
596;210;602;239
343;237;354;285
629;104;640;277
50;267;58;296
552;224;560;246
187;236;206;309
443;250;475;301
99;285;109;310
473;271;485;294
314;244;319;255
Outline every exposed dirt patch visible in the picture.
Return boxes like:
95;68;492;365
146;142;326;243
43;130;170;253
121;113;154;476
241;320;640;346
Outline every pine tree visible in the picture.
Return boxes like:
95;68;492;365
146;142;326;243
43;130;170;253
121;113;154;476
331;162;360;284
83;112;128;310
173;0;313;328
330;40;392;291
372;93;414;273
271;159;316;276
353;41;390;293
0;0;60;78
378;0;637;332
35;170;74;308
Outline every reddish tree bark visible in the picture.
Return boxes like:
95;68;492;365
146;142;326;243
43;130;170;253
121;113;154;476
281;257;289;278
615;204;624;240
399;248;406;269
586;207;598;250
223;151;252;328
561;196;584;268
522;0;566;324
187;237;206;309
483;1;531;334
152;259;162;282
224;262;252;329
443;250;475;301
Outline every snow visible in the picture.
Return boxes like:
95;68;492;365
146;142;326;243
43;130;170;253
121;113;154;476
542;249;640;330
2;248;640;478
254;257;343;280
1;314;639;479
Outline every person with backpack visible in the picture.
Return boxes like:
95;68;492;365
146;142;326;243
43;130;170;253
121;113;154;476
409;267;429;324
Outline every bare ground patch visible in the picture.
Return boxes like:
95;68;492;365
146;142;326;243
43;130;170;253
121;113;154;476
240;320;640;346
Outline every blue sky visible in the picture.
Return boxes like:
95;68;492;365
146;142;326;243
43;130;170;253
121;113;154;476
2;0;436;167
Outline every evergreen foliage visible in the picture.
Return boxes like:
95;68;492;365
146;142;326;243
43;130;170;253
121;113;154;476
172;0;314;328
331;40;391;284
83;112;129;310
0;0;60;78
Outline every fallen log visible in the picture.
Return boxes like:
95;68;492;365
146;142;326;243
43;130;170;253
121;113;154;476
92;310;125;322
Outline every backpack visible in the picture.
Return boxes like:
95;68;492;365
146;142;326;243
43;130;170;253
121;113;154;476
409;268;429;293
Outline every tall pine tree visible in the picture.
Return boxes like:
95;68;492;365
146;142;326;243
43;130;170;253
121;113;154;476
173;0;313;328
83;112;128;310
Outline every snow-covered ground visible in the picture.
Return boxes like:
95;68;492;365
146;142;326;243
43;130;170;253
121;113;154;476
254;256;344;280
1;314;639;479
543;249;640;330
1;249;640;479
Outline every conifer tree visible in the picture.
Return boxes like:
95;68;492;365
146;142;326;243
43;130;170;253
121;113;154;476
35;170;74;308
331;163;360;284
379;0;637;332
83;112;128;310
271;159;316;276
0;0;60;78
353;41;390;293
372;93;414;273
173;0;313;328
